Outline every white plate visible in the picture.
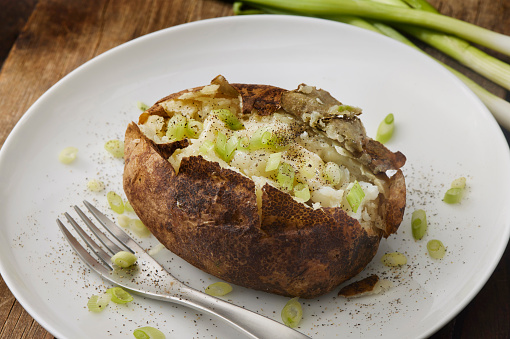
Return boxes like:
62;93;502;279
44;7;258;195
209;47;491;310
1;15;509;339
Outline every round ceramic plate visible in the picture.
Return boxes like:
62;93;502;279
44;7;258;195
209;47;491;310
0;15;509;339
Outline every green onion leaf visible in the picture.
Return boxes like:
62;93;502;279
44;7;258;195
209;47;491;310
411;209;427;240
265;152;282;172
166;114;188;141
281;297;303;328
107;191;125;214
205;282;233;296
443;187;464;204
346;181;365;213
213;109;245;130
117;214;132;228
214;133;238;163
111;251;137;268
58;147;78;164
427;239;446;259
87;293;111;313
104;140;125;158
277;162;295;191
294;183;311;202
376;113;395;144
106;287;134;304
381;252;407;267
133;326;166;339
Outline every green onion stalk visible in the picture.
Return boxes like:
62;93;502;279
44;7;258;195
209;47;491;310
233;0;510;130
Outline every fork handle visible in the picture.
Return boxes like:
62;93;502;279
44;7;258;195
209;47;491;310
166;285;311;339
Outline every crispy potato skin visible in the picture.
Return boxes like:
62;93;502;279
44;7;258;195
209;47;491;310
124;79;406;298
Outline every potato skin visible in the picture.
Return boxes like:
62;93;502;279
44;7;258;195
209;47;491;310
123;79;406;298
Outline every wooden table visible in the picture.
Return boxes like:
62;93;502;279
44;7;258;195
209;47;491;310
0;0;509;338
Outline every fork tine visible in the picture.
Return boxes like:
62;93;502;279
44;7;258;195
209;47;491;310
74;206;124;255
83;200;137;253
64;212;113;268
57;218;113;272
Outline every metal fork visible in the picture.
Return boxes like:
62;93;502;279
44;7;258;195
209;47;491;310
56;200;310;339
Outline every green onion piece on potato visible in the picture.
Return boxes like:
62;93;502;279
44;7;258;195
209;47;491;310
214;109;245;130
277;162;295;191
346;181;365;213
265;152;282;172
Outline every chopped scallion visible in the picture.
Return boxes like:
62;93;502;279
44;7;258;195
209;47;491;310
281;297;303;328
294;183;311;202
411;209;427;240
214;132;238;163
137;101;149;112
444;177;466;204
166;114;187;141
185;119;203;139
106;287;134;304
205;282;233;296
104;140;125;158
87;293;111;313
376;113;395;144
427;239;446;259
213;109;245;130
346;181;365;213
277;162;295;191
130;219;151;238
87;179;105;192
381;252;407;267
133;326;166;339
107;191;125;214
199;140;215;154
58;147;78;164
265;152;282;172
323;162;342;186
111;251;137;268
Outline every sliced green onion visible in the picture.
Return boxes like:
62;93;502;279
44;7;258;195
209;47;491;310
199;140;215;154
375;113;395;144
87;179;105;192
346;181;365;213
381;252;407;267
249;127;273;150
214;132;238;163
451;177;466;189
107;191;125;214
106;287;134;304
443;187;464;204
323;162;342;185
427;239;446;259
133;326;166;339
58;147;78;164
213;109;245;130
205;282;233;296
130;219;151;238
265;152;282;172
111;251;137;268
137;101;149;111
294;183;310;202
186;119;203;139
281;297;303;328
277;162;295;191
117;214;132;228
166;114;187;141
124;200;134;212
87;293;111;313
104;140;125;158
337;104;356;112
411;209;427;240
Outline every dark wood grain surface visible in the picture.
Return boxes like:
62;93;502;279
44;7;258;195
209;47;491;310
0;0;509;338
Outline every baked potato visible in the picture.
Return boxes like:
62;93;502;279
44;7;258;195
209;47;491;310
123;75;406;298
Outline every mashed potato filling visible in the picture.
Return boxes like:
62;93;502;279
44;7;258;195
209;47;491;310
138;84;381;222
